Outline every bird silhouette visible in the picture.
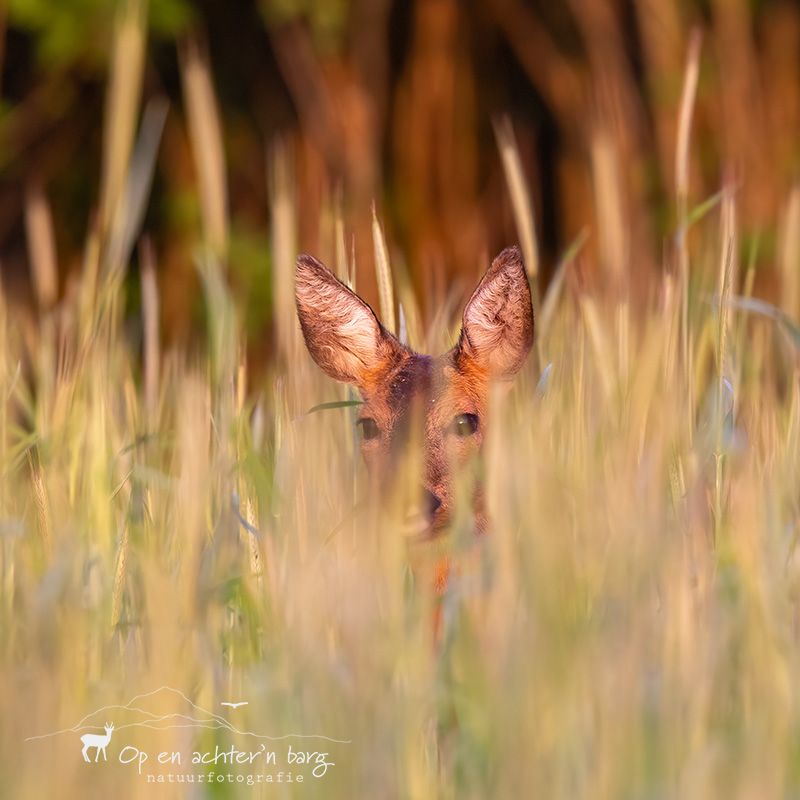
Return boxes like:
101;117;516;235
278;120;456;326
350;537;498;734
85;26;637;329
220;701;248;709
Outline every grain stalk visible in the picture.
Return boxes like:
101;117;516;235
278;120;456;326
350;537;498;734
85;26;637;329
493;117;540;291
371;204;396;334
180;35;228;257
139;238;160;422
676;30;702;446
714;189;736;544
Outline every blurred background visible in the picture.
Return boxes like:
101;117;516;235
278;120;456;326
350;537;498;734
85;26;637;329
1;0;799;364
3;6;800;795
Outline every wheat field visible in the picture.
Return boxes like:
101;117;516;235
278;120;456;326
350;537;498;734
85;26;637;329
3;4;800;799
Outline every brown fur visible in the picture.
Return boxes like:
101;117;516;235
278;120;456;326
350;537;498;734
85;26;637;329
295;246;534;536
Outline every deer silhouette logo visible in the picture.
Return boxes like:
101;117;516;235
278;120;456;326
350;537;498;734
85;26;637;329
80;723;114;763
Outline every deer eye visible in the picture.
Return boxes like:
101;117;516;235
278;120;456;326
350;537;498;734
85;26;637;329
450;413;479;437
357;417;380;440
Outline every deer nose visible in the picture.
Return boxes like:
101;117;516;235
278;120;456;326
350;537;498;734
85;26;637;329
423;489;442;520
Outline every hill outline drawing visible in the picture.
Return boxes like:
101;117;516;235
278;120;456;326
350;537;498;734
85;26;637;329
24;685;351;744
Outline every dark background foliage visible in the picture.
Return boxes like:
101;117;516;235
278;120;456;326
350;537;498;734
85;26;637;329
1;0;798;357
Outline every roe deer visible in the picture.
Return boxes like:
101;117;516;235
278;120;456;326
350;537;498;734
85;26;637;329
295;245;533;538
81;722;114;762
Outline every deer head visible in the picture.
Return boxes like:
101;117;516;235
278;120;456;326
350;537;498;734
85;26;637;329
295;246;533;536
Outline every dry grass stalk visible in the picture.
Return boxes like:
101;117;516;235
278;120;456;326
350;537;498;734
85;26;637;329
78;218;102;339
493;116;540;290
779;184;800;322
716;190;737;388
98;0;146;236
139;238;160;420
580;295;615;405
676;30;702;444
269;139;298;363
110;525;129;628
241;494;262;582
590;129;626;288
675;30;703;212
714;188;737;541
334;201;352;286
180;35;229;256
104;98;169;280
371;204;396;334
28;453;51;556
24;181;59;312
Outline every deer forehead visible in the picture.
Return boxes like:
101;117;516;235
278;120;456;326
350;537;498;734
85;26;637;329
363;353;485;428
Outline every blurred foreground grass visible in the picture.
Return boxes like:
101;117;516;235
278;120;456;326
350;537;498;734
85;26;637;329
3;5;800;799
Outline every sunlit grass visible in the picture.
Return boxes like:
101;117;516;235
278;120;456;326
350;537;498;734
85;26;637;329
4;181;800;797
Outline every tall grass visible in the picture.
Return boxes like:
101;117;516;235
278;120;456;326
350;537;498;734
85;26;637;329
3;14;800;800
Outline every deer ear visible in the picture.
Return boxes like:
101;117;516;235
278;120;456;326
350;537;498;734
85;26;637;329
295;254;406;391
456;246;534;379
